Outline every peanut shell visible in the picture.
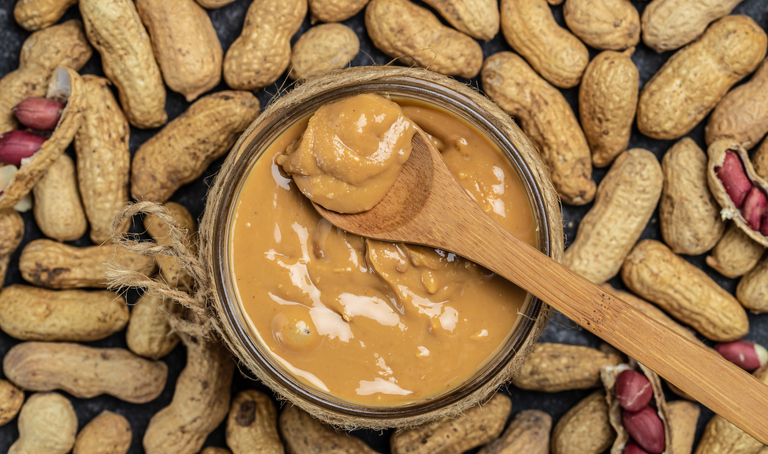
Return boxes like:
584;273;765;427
75;75;131;244
280;405;377;453
32;153;88;242
126;291;180;360
642;0;744;53
621;239;749;342
637;15;767;140
136;0;222;102
0;285;128;341
223;0;307;90
9;392;77;454
0;20;91;135
667;401;700;454
131;91;260;203
144;202;197;290
601;361;671;454
309;0;370;22
563;0;640;51
19;239;156;289
195;0;235;8
365;0;483;79
706;223;764;278
551;391;616;454
421;0;500;40
225;390;283;454
14;0;78;31
0;209;24;285
500;0;589;88
3;342;168;404
79;0;167;129
290;24;359;81
706;58;768;148
143;337;234;454
737;255;768;313
694;365;768;454
579;49;638;168
513;343;623;392
0;380;24;427
0;67;85;211
482;52;595;205
73;411;132;454
754;138;768;179
707;140;768;247
660;138;725;255
564;149;662;284
477;410;551;454
390;394;511;454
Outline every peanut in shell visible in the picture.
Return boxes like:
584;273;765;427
0;285;129;342
579;49;638;168
126;292;180;360
14;0;78;31
482;52;595;205
667;400;700;454
280;405;377;453
513;343;622;392
551;391;616;454
73;410;132;454
564;149;662;284
660;138;725;255
737;254;768;313
136;0;222;102
9;392;77;454
706;223;764;278
641;0;744;53
706;58;768;149
563;0;640;51
225;390;283;454
421;0;500;41
365;0;483;79
0;209;24;285
0;20;91;135
754;137;768;179
0;380;24;428
309;0;370;22
144;202;197;291
621;239;749;342
477;410;551;454
32;153;88;242
131;91;260;203
290;24;360;81
75;75;131;244
637;15;767;140
79;0;167;129
19;239;156;289
500;0;589;88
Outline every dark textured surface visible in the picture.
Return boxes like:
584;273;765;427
0;0;767;452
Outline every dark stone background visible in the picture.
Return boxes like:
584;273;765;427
0;0;767;452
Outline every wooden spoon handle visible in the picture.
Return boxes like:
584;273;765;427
438;203;768;444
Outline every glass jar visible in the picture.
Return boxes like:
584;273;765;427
202;66;564;429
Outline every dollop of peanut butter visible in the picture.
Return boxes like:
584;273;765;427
277;93;417;213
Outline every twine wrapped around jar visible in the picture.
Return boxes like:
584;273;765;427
107;67;564;430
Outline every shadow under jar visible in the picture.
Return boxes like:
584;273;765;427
202;67;563;429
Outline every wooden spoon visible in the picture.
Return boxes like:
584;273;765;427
313;130;768;443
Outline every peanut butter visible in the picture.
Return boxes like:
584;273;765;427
230;96;537;405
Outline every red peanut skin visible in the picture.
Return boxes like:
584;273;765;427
761;213;768;236
743;187;768;230
715;340;768;371
622;407;665;454
0;130;46;166
616;370;653;412
717;151;753;207
13;98;64;130
625;442;651;454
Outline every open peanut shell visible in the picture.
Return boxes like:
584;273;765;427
602;360;672;454
707;140;768;247
0;66;85;210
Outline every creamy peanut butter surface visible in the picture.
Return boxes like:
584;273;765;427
230;95;537;405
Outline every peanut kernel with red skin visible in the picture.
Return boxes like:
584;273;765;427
715;340;768;371
622;407;665;454
716;151;752;208
0;131;46;166
12;98;64;131
615;369;653;412
625;441;651;454
743;187;768;231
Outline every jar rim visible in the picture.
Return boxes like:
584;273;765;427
206;67;560;428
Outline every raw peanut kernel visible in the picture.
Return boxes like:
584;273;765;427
715;340;768;371
716;151;752;207
743;187;768;231
615;369;653;412
622;407;665;454
0;131;46;166
12;98;64;130
625;441;651;454
762;213;768;236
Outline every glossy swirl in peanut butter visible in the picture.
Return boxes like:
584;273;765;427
230;98;536;405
